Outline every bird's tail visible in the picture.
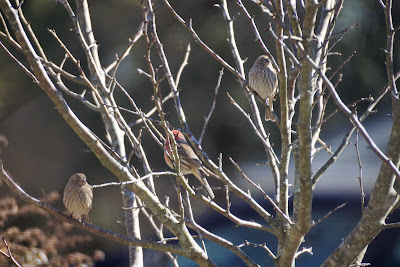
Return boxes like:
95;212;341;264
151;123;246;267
265;105;275;121
201;177;215;199
194;170;215;199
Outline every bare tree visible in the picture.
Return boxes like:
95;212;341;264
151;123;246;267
0;0;399;266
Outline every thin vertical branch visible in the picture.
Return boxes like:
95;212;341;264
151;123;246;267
312;0;336;154
236;0;278;70
175;43;191;88
199;68;224;144
355;130;366;214
275;0;291;226
383;0;398;96
218;0;280;195
184;191;207;254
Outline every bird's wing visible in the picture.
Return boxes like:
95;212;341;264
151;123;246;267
177;144;203;168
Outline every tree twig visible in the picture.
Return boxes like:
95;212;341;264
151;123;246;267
185;222;259;267
0;238;21;267
295;247;313;258
175;43;191;87
311;202;347;227
229;157;292;225
354;130;366;214
199;68;224;144
295;42;400;179
0;40;37;83
236;0;279;70
92;172;176;189
0;160;186;256
237;240;276;260
312;70;400;187
227;92;280;165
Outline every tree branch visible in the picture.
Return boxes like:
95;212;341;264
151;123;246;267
0;237;21;267
0;160;186;256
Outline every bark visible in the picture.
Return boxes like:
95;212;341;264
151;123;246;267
0;1;214;265
322;98;400;266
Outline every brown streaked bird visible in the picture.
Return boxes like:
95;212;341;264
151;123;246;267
248;55;279;121
63;173;93;223
164;130;215;199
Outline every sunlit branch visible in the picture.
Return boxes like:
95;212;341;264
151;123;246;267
237;240;276;260
354;131;366;214
312;71;400;187
296;42;400;179
92;172;176;189
229;157;291;225
199;68;224;144
237;0;279;70
0;237;21;267
227;92;280;165
0;161;186;255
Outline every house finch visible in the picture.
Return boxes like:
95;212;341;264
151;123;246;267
63;173;93;223
164;130;215;199
248;55;279;121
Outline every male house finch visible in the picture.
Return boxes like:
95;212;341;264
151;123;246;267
248;55;279;121
63;173;93;223
164;130;215;199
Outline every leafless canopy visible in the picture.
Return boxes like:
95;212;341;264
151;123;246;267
0;0;399;266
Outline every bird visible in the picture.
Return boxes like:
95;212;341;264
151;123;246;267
63;173;93;223
164;130;215;199
248;55;279;121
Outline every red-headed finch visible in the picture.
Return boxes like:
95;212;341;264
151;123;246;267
248;55;279;121
63;173;93;223
164;130;215;199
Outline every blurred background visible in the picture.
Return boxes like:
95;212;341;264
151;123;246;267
0;0;399;266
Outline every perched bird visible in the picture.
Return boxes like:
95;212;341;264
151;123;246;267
63;173;93;223
248;55;279;121
164;130;215;199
